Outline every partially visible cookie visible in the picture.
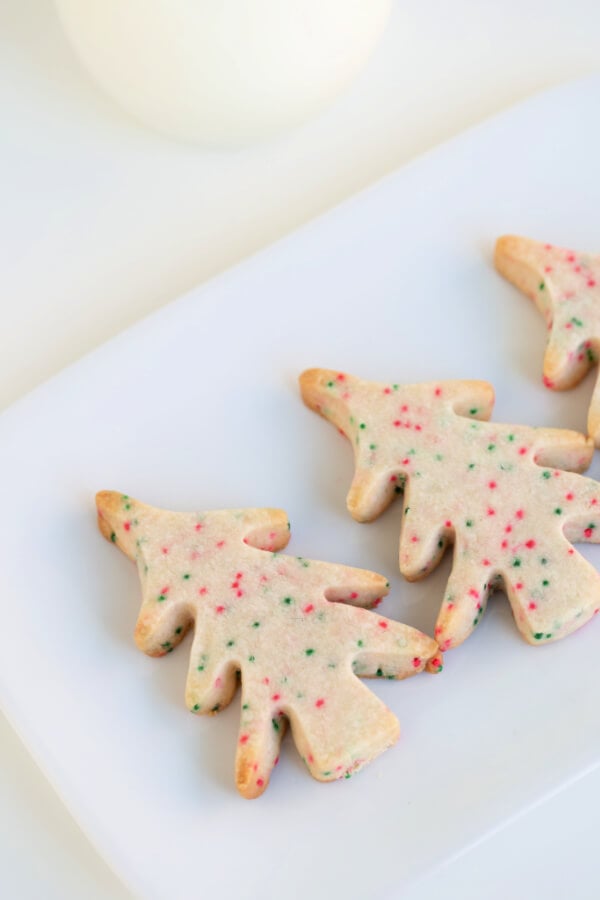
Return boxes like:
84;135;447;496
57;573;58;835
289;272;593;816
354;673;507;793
495;235;600;444
300;368;600;651
96;491;441;798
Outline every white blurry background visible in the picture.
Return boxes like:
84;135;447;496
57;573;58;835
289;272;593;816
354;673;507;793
1;1;599;897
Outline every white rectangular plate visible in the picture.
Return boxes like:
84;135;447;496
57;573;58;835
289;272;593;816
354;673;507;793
2;76;600;900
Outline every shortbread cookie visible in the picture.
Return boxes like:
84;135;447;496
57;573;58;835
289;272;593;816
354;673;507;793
96;491;441;798
495;235;600;445
300;369;600;651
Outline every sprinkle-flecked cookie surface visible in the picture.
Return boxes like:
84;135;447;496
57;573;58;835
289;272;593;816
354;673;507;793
300;369;600;651
495;235;600;445
96;491;441;798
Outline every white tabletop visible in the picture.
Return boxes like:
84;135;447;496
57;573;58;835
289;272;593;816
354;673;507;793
2;1;599;897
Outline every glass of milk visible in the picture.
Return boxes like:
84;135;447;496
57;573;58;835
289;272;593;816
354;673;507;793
56;0;392;145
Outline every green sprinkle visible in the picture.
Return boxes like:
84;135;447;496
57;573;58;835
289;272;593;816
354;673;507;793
571;317;583;327
359;422;366;430
110;531;117;543
327;380;334;387
272;718;280;732
534;633;544;640
507;434;515;442
469;408;478;415
466;520;473;528
473;617;479;626
226;639;235;647
554;508;562;515
248;655;255;662
542;579;549;587
369;443;377;450
182;573;191;580
435;454;443;461
376;668;383;677
197;664;205;671
175;627;182;635
252;621;260;628
437;539;444;548
282;596;293;605
542;470;551;480
305;648;315;656
512;558;521;567
540;557;548;565
242;703;249;710
161;641;171;649
468;463;476;470
322;770;332;777
192;703;200;711
357;639;364;648
157;593;167;602
211;704;220;713
487;443;496;452
539;281;545;290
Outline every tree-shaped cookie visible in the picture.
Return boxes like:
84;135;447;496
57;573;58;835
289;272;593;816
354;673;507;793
495;235;600;445
300;369;600;652
96;491;441;798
